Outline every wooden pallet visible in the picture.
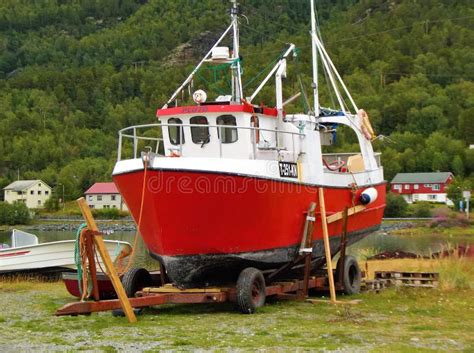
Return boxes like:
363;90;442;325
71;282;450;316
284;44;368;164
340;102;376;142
374;271;439;288
361;279;386;293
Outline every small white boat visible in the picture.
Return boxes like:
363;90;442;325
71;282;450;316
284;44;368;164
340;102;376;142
0;229;132;274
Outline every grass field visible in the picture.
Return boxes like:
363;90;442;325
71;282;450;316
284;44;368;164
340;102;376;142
1;257;473;352
1;223;473;351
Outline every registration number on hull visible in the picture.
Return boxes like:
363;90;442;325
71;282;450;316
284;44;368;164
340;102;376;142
279;162;298;178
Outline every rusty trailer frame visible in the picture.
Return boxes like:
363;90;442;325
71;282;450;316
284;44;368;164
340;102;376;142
55;276;336;316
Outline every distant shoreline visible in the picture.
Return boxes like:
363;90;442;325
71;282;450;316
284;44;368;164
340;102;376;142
1;219;421;233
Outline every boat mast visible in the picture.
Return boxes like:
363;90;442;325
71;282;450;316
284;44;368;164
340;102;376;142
231;0;243;102
310;0;320;116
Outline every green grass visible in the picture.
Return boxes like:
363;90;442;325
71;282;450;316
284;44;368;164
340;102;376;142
0;275;473;352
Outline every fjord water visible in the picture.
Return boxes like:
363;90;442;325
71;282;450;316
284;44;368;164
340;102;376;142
1;227;471;270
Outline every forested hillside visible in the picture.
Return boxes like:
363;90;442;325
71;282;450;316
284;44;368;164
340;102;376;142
0;0;473;200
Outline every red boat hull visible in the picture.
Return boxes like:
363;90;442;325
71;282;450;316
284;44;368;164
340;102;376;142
114;169;385;286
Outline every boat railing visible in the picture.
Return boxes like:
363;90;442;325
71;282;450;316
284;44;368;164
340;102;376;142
322;152;382;168
118;123;305;162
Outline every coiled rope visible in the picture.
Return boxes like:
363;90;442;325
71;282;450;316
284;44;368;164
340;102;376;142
74;153;149;300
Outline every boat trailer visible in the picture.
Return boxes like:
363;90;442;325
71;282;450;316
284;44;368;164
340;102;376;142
56;191;363;320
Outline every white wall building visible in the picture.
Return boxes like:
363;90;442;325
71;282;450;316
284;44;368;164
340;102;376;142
3;180;52;209
84;182;128;211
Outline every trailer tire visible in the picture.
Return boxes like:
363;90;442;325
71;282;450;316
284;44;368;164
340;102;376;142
336;255;361;295
121;267;152;298
236;267;266;314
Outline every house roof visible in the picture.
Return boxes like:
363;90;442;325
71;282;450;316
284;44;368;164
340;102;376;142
84;182;119;195
391;172;453;184
3;180;49;191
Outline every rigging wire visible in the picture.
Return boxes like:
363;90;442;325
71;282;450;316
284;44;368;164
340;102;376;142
239;15;474;58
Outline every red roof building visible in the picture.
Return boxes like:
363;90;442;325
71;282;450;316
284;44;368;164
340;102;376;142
390;172;454;205
84;182;128;211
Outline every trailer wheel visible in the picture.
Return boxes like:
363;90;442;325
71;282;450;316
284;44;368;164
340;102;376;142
336;255;361;295
121;267;152;298
236;267;266;314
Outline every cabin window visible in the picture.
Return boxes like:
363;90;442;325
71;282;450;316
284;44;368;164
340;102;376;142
168;118;185;145
250;115;260;143
216;115;238;144
111;195;116;201
404;185;410;190
30;190;34;195
433;184;440;191
414;184;419;190
190;116;210;145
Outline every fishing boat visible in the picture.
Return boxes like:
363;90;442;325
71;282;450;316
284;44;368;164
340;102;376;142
112;0;386;288
0;229;132;274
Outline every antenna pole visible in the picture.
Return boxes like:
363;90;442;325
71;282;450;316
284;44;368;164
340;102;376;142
310;0;320;116
231;0;243;102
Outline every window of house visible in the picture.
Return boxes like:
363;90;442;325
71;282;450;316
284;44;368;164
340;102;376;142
168;118;185;145
404;184;410;190
37;200;41;206
428;194;437;201
88;195;93;201
190;116;210;145
17;191;22;195
104;205;109;208
111;195;116;201
393;185;401;190
216;115;238;144
30;190;34;195
112;205;116;208
251;115;260;144
38;190;42;195
424;184;432;187
45;191;49;195
433;184;440;191
413;194;419;201
414;184;419;190
97;195;102;201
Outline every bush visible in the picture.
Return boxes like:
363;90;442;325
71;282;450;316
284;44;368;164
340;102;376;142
411;202;432;218
44;196;60;212
430;207;471;228
384;193;408;217
0;202;31;225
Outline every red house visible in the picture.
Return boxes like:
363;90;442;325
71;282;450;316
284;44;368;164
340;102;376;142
390;172;454;204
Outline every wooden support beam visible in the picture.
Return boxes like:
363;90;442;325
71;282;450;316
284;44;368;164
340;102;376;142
326;205;366;224
306;299;361;305
318;188;337;304
77;197;137;323
302;202;316;297
338;207;349;286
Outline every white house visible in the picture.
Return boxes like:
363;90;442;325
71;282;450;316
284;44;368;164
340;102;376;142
3;180;52;209
84;182;128;211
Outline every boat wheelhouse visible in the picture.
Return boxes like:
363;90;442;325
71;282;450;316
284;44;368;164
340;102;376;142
112;0;386;287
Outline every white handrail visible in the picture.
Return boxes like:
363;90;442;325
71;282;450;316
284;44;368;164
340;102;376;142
118;123;305;162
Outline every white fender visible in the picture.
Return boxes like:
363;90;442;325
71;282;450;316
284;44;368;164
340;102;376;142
360;187;378;205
